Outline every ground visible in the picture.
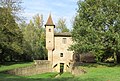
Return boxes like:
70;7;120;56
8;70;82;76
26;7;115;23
0;62;120;81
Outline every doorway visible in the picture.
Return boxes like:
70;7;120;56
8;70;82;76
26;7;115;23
60;63;64;73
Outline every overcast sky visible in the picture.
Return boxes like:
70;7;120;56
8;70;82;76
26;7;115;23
21;0;78;29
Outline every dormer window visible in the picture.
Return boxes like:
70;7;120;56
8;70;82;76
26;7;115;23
49;29;51;32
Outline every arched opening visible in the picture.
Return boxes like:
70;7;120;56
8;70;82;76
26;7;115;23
60;63;64;74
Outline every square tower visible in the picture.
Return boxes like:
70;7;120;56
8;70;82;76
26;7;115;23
45;14;55;62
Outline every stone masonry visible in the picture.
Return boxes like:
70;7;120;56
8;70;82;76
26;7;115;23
45;14;74;72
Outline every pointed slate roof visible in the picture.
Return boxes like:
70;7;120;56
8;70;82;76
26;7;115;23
45;14;55;26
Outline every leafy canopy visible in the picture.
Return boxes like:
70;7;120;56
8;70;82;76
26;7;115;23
70;0;120;62
55;18;70;33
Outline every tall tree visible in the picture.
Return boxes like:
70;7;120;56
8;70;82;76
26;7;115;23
33;14;43;28
20;14;47;60
0;0;22;20
0;0;23;63
0;7;23;63
70;0;120;63
55;18;69;33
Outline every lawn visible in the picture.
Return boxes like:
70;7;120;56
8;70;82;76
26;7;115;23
0;63;120;81
76;63;120;81
26;72;58;78
0;62;33;72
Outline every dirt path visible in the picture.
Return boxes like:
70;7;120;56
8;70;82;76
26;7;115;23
55;74;60;78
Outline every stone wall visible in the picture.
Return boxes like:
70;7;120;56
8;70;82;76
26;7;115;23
5;60;52;76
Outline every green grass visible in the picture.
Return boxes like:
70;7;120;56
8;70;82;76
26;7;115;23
0;62;33;72
26;72;58;78
0;63;120;81
0;73;22;78
77;64;120;81
60;72;73;77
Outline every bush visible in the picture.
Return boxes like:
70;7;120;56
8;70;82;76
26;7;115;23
80;53;96;63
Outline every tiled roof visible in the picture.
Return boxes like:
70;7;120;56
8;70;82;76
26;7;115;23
45;14;54;26
54;32;71;37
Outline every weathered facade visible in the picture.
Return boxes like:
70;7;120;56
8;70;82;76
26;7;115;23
45;14;73;72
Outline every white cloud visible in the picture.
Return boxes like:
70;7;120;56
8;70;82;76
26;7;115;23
22;0;77;29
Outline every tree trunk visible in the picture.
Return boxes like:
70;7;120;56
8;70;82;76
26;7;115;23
114;52;117;64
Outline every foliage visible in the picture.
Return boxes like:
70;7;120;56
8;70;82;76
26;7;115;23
20;14;47;60
80;53;96;63
0;7;23;63
70;0;120;63
0;0;23;20
55;18;70;33
0;0;47;63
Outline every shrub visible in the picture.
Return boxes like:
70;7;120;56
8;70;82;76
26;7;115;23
80;53;96;63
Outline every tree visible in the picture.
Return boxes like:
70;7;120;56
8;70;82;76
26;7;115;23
70;0;120;63
0;0;23;63
0;0;22;20
0;7;23;63
20;14;47;60
33;14;43;28
55;18;69;33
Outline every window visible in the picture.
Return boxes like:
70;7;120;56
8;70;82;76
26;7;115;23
62;38;66;44
49;29;51;32
60;53;63;57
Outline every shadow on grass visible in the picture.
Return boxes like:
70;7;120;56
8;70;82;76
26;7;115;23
98;62;117;67
0;77;99;81
1;61;33;66
0;73;100;81
79;63;98;68
79;62;118;68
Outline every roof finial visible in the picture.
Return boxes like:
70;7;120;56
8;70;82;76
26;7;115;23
45;13;54;26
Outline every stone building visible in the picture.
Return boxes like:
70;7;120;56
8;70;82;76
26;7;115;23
45;14;73;72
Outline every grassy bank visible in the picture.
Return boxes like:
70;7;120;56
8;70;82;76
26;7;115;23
76;64;120;81
0;63;120;81
0;62;33;72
